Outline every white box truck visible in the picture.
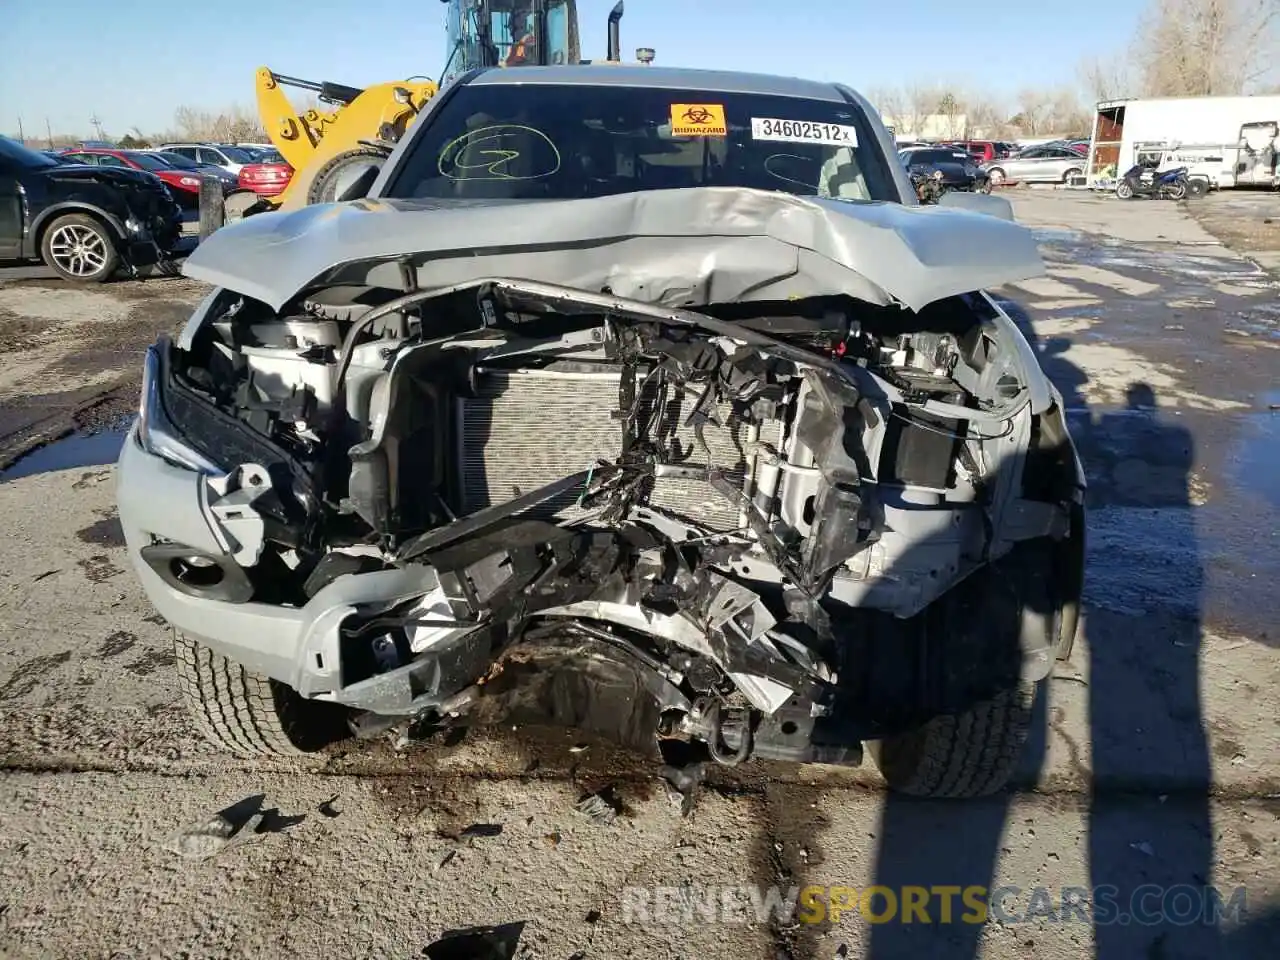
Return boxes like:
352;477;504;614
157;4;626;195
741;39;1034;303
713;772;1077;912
1084;95;1280;190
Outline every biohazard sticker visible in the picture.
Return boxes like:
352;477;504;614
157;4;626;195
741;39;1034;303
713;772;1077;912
751;117;858;147
670;103;727;137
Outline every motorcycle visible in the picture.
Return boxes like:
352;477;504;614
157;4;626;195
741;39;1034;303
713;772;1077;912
1115;164;1189;200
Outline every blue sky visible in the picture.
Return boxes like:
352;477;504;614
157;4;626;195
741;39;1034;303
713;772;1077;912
1;0;1141;138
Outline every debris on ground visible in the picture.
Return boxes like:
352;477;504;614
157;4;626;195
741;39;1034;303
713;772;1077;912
161;812;264;860
423;921;526;959
460;822;504;839
158;794;305;860
432;820;506;871
658;763;707;818
574;787;624;825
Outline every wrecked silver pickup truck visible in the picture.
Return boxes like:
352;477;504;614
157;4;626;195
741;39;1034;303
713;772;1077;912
116;66;1084;798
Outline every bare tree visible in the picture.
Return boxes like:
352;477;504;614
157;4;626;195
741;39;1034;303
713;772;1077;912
1011;89;1052;135
965;92;1011;138
168;104;268;143
1077;52;1135;102
903;84;936;139
865;86;907;133
936;90;965;138
1136;0;1280;96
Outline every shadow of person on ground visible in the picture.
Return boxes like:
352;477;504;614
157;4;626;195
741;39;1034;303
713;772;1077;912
1079;381;1220;957
813;292;1084;958
857;293;1219;957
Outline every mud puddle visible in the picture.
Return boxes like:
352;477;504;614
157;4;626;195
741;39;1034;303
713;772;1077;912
0;422;128;482
1227;391;1280;509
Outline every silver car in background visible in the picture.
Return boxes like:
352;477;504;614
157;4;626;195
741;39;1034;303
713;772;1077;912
984;145;1086;186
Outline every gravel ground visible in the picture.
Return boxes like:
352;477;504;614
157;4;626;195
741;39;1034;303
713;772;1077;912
0;276;207;471
1184;188;1280;274
0;194;1277;959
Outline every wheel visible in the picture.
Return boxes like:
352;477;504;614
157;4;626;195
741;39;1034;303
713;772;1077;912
1115;180;1134;199
173;631;349;757
870;683;1035;798
40;213;119;282
976;177;992;194
1062;167;1082;185
868;538;1065;798
1186;178;1209;199
987;167;1006;187
305;146;388;205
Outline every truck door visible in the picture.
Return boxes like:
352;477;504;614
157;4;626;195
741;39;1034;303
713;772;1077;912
0;160;23;258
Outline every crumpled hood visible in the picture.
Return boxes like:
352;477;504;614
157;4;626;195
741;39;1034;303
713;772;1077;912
182;186;1046;314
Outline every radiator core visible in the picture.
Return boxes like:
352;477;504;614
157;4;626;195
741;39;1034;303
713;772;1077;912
459;367;783;531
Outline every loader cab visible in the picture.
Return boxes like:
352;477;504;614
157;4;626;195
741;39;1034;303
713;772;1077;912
441;0;581;82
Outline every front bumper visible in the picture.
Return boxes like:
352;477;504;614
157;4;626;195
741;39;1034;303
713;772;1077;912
116;425;452;704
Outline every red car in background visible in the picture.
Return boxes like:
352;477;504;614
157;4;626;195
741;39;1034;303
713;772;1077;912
237;149;294;197
59;147;220;208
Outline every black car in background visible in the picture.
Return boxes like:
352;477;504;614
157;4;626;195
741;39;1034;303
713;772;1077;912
898;146;992;194
0;135;182;282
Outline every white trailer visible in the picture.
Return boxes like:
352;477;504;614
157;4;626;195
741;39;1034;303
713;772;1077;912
1084;95;1280;190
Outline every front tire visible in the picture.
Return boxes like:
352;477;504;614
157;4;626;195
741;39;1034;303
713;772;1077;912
871;683;1035;798
869;538;1064;798
1186;178;1209;199
306;146;388;204
1116;180;1134;199
173;632;348;757
1062;167;1082;185
40;213;119;283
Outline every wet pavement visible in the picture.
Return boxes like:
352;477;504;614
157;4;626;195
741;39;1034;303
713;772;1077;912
994;197;1280;645
0;422;128;482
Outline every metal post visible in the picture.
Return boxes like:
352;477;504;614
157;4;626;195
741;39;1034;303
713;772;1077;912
198;177;225;242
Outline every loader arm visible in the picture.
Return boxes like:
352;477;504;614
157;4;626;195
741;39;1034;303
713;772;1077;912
253;67;438;211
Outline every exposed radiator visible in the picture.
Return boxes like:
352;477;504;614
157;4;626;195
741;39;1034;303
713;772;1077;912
459;366;784;531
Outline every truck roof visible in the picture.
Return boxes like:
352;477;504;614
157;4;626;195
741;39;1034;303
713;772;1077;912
468;64;850;103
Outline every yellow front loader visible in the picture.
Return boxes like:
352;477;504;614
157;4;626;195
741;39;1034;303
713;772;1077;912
245;1;628;216
254;70;438;211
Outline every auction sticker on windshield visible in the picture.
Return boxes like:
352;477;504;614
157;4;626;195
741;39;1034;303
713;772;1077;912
670;104;727;137
751;118;858;147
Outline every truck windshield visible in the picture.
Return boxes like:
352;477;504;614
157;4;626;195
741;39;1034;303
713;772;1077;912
386;83;898;203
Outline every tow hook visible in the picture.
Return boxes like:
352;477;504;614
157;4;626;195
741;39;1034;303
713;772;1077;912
685;698;754;766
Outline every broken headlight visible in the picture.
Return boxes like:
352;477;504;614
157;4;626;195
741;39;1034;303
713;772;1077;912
137;343;225;475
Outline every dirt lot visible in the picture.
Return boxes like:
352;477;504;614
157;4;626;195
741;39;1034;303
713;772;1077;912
1185;188;1280;274
0;193;1278;959
0;276;207;471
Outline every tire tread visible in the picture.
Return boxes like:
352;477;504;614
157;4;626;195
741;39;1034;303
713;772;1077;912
173;632;304;757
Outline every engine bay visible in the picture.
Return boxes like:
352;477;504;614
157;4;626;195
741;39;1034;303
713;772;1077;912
151;277;1070;760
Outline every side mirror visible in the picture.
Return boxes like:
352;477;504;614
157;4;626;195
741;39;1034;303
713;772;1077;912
938;191;1016;222
335;163;382;201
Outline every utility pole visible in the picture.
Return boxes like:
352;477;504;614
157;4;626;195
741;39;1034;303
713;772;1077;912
90;114;105;141
45;117;53;148
16;117;24;143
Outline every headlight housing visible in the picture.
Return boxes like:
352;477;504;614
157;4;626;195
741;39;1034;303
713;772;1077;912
137;343;225;475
